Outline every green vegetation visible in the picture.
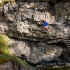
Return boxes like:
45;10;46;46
0;0;15;8
0;54;11;64
0;34;30;68
0;34;11;64
0;34;70;69
11;55;30;67
0;34;11;55
16;56;30;67
0;34;11;46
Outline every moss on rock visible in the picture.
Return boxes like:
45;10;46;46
0;34;12;46
0;34;12;64
0;34;29;68
0;54;11;64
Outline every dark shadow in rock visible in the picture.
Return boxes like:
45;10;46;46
59;49;70;63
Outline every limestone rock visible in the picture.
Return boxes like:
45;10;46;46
55;2;70;23
9;40;63;64
0;2;70;41
0;1;70;65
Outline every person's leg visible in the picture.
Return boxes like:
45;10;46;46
43;26;50;32
43;28;47;32
46;27;50;33
43;27;45;30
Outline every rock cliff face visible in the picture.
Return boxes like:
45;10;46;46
0;1;70;69
9;40;63;64
1;2;70;39
0;61;28;70
55;2;70;23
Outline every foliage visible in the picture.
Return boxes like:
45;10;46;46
0;0;15;8
16;56;30;67
0;34;11;46
0;34;30;68
0;34;11;64
0;54;11;64
11;54;30;67
0;34;11;54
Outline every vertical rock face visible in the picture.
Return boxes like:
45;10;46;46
0;61;28;70
9;40;63;64
55;2;70;23
0;2;70;39
0;1;70;70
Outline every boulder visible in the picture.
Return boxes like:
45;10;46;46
9;40;63;64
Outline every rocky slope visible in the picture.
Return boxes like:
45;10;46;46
0;1;70;70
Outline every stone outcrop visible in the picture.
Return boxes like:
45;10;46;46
0;2;70;40
0;61;28;70
0;1;70;67
9;40;63;64
55;2;70;23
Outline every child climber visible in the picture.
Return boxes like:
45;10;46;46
43;20;50;33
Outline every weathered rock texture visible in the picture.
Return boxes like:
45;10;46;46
0;61;28;70
55;2;70;23
0;2;70;39
9;40;63;64
0;1;70;65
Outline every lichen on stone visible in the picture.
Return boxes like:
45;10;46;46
0;34;11;64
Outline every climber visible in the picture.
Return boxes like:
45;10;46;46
43;20;50;33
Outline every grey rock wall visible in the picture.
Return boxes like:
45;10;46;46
0;2;70;40
9;40;63;64
0;61;28;70
55;2;70;23
0;2;70;65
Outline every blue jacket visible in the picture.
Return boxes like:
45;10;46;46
44;22;48;27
